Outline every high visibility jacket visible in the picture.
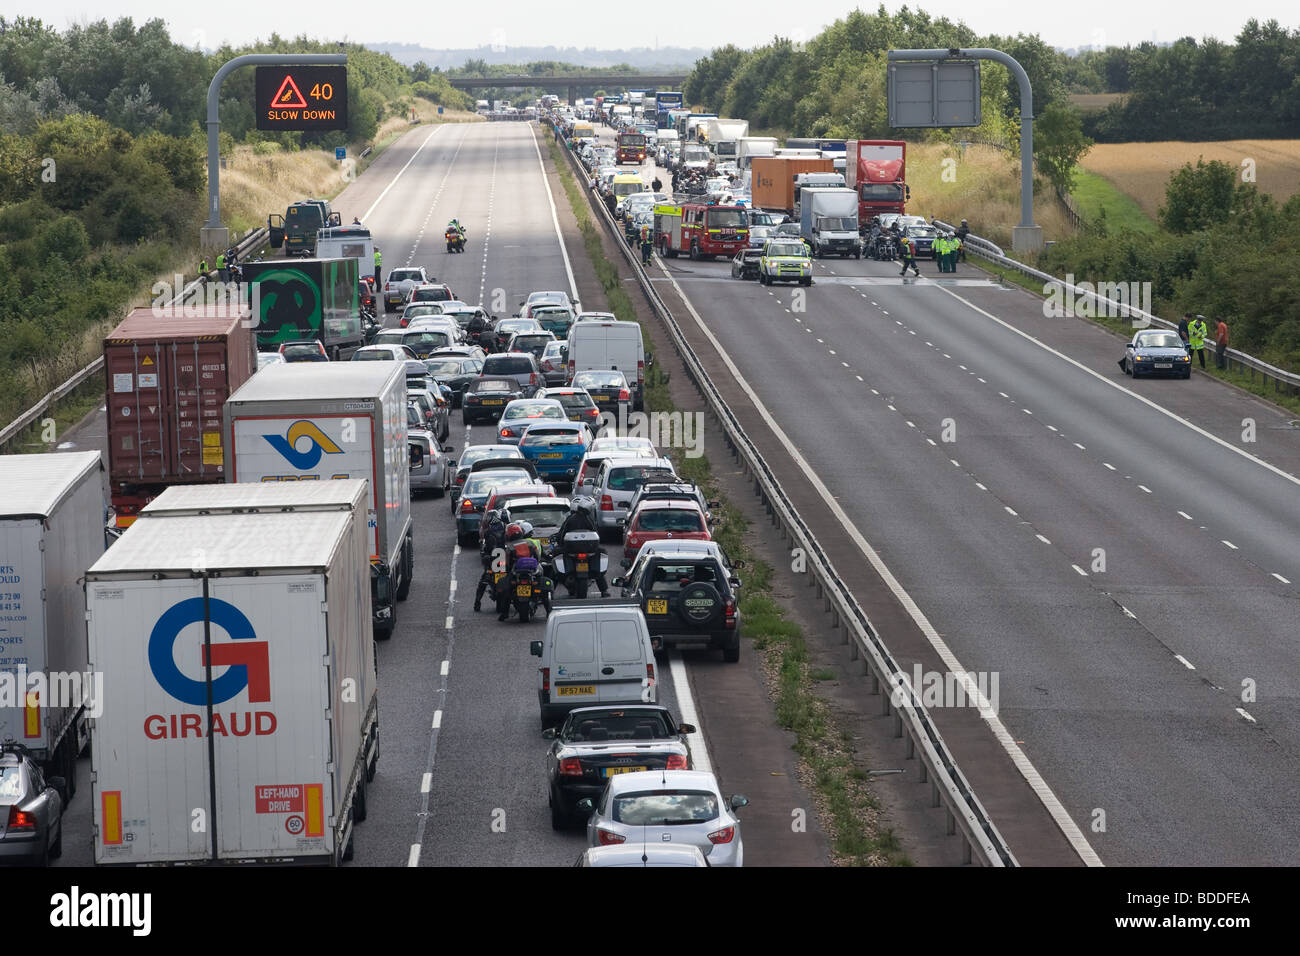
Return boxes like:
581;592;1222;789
936;238;948;255
199;259;208;273
1188;319;1208;348
900;238;913;255
373;250;382;267
216;253;225;268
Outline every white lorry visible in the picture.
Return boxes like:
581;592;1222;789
792;171;846;221
316;225;375;285
736;136;778;171
223;362;412;639
86;501;373;865
701;118;750;164
799;187;862;258
0;451;104;795
565;319;648;412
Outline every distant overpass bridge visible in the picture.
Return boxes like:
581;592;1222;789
448;74;688;107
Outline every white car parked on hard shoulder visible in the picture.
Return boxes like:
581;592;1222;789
576;769;748;867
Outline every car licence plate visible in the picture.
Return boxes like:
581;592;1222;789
594;395;609;402
539;452;563;459
482;399;504;405
1155;363;1172;368
647;599;668;614
605;766;646;776
493;573;506;582
576;561;589;572
557;685;595;696
516;585;532;597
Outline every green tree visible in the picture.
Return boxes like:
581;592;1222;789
1033;102;1092;194
1158;158;1243;233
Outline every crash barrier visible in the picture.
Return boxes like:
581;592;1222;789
932;219;1300;397
488;112;534;122
0;226;270;453
557;124;1019;866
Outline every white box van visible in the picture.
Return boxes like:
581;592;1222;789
316;225;374;282
530;606;656;729
566;320;647;411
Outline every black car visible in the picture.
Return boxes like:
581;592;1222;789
463;375;526;424
730;248;762;280
542;705;695;829
614;541;744;662
0;742;65;866
423;355;483;406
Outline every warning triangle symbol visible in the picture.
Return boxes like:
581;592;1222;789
272;74;309;109
141;355;154;365
148;406;156;414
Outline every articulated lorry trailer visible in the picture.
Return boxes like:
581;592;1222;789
241;257;366;360
222;362;413;639
0;451;105;796
86;497;374;865
845;140;909;224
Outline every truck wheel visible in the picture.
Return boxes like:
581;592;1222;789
395;540;413;601
353;776;367;823
63;734;77;800
341;830;354;863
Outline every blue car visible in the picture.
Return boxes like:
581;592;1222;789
518;422;593;482
1121;329;1192;379
455;466;536;545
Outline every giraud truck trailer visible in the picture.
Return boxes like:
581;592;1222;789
845;140;908;222
241;257;366;360
751;156;834;214
700;119;749;162
103;308;257;528
86;505;373;865
222;362;412;639
0;451;104;793
799;187;862;258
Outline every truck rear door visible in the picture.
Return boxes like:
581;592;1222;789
595;616;652;704
0;519;46;749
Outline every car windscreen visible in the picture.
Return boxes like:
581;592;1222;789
282;344;322;359
817;217;856;231
390;269;423;282
608;467;676;491
523;426;583;444
562;709;672;742
861;183;904;201
470;379;515;393
767;243;806;257
613;181;644;198
574;371;626;388
649;563;718;592
507;503;569;527
353;350;394;361
636;509;704;532
1138;333;1183;349
484;357;534;375
413;287;452;301
554;393;594;410
613;790;719;825
426;359;467;375
504;402;563;420
0;765;24;800
464;471;529;495
460;447;518;467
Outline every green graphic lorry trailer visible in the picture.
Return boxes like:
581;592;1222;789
242;257;366;359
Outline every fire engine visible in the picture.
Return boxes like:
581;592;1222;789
616;131;647;164
653;202;749;260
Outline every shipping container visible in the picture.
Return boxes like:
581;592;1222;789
86;507;373;865
241;257;366;358
0;451;104;792
103;309;256;528
223;363;412;639
750;156;835;214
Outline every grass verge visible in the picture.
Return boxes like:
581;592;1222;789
1069;169;1157;234
547;129;911;865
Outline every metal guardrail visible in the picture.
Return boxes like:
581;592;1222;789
556;131;1018;866
930;219;1300;395
0;225;270;452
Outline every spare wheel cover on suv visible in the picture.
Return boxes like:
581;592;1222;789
677;581;722;626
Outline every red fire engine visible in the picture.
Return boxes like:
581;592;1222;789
616;131;647;164
653;202;749;260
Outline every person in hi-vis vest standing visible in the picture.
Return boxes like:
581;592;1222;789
373;247;382;289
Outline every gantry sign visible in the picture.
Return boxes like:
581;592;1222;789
255;66;349;130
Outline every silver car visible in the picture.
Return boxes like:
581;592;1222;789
495;397;567;446
586;456;678;532
0;743;65;865
406;404;452;496
577;769;748;867
575;844;709;867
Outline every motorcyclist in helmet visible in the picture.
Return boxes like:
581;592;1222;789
448;218;466;239
475;509;507;611
498;521;551;619
555;496;609;597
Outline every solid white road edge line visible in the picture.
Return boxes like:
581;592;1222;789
529;126;582;312
363;125;444;222
668;651;712;776
659;266;1103;867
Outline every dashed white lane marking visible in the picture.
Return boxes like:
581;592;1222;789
362;125;445;221
1272;572;1291;584
1103;462;1116;471
432;710;443;729
440;660;450;676
1036;534;1051;544
421;773;432;793
1177;511;1192;520
975;482;987;491
1174;655;1196;670
1072;564;1089;577
1139;484;1153;494
1236;708;1257;724
926;438;937;446
1222;540;1238;550
1047;425;1058;432
1004;506;1018;516
1074;442;1086;450
668;652;712;775
407;845;422;867
999;391;1009;398
1121;606;1136;619
444;615;455;629
1023;408;1033;415
857;375;864;381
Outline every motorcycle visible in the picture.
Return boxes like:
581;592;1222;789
551;530;608;599
505;556;548;622
446;229;466;253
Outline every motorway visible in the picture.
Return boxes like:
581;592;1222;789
50;121;830;868
590;126;1300;865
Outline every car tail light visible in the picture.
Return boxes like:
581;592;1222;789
456;474;466;484
460;498;477;513
600;495;613;511
666;754;688;771
530;372;539;386
596;828;626;846
626;533;641;550
541;667;550;695
542;360;553;371
500;427;514;438
707;825;735;845
6;805;36;830
618;388;630;401
724;598;736;628
385;282;391;291
559;757;583;777
646;662;655;688
637;359;644;385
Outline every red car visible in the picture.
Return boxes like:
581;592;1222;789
622;499;711;562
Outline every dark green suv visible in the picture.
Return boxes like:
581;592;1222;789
612;540;744;662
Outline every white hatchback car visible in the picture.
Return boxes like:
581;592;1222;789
577;770;748;867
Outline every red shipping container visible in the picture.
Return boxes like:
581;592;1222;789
104;309;256;524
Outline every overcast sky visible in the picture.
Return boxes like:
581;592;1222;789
7;1;1295;54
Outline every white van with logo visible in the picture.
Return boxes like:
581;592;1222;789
565;320;647;411
530;606;656;729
